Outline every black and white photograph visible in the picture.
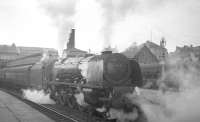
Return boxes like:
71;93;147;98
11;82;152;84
0;0;199;122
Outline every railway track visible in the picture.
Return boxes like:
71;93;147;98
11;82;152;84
0;88;81;122
37;104;79;122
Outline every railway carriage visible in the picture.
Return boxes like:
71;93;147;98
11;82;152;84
0;53;56;89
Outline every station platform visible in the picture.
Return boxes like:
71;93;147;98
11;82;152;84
0;90;54;122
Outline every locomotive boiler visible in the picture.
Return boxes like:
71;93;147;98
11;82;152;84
53;51;142;87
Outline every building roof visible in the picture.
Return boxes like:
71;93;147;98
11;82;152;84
170;45;200;61
18;46;57;53
0;45;19;54
134;45;159;63
144;41;168;60
123;41;168;61
62;48;87;57
17;46;58;58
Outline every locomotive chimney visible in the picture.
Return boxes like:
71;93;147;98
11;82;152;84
102;50;112;55
67;28;75;49
101;46;112;55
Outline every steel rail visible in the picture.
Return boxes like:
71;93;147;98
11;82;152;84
39;103;79;122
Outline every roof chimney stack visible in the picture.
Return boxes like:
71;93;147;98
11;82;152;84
67;29;75;49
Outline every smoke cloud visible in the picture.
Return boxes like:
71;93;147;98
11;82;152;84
22;89;55;104
38;0;200;53
125;53;200;122
133;87;200;122
39;0;77;53
92;0;166;50
159;52;200;91
96;0;138;48
40;52;50;63
109;108;138;122
106;52;200;122
38;0;166;52
74;92;88;107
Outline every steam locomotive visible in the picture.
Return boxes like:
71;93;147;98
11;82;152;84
0;49;146;121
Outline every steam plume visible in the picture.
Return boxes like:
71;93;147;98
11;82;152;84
97;0;139;48
106;52;200;122
39;0;77;53
127;53;200;122
74;92;88;107
109;108;138;122
22;89;55;104
39;0;200;52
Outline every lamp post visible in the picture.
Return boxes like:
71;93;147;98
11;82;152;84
160;52;166;76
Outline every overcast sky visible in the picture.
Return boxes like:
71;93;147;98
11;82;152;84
0;0;200;54
0;0;58;49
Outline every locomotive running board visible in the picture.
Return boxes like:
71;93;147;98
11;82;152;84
47;81;104;89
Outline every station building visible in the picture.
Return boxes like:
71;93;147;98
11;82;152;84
0;43;58;68
123;39;168;88
0;44;19;68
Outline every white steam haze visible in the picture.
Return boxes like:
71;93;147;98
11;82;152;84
37;0;200;53
22;89;55;104
122;54;200;122
39;0;77;54
0;0;200;53
109;108;139;122
74;92;88;107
